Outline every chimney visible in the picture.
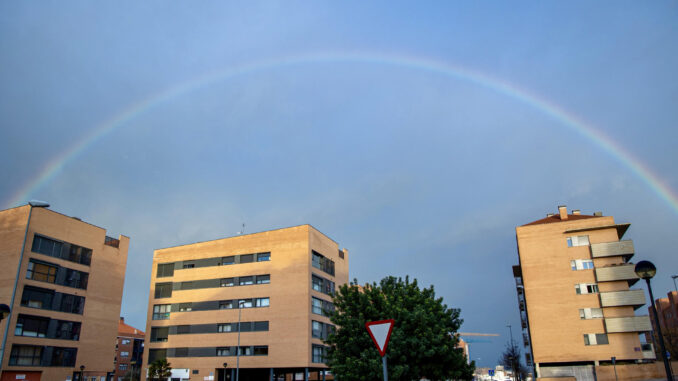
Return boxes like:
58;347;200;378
547;213;554;217
594;211;603;216
572;210;581;215
558;205;568;220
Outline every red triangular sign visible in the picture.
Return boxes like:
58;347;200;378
365;319;395;357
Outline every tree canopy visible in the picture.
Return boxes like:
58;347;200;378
325;276;474;380
148;359;172;381
499;341;528;381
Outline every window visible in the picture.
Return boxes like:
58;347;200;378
579;308;604;319
120;351;129;358
222;256;235;265
32;235;63;258
253;346;268;356
257;252;270;262
312;345;327;363
21;286;54;309
312;321;334;340
312;275;335;296
59;294;85;314
9;345;43;366
256;275;270;284
32;235;91;266
174;347;189;357
312;297;334;316
312;251;335;276
121;339;131;345
157;263;174;278
584;333;609;345
155;283;173;298
26;260;57;283
150;327;169;342
15;315;49;338
178;303;192;312
221;278;235;287
50;347;77;366
182;263;195;269
176;325;190;334
567;235;590;247
119;364;128;371
180;281;193;290
240;254;254;263
54;320;81;340
148;349;167;363
239;299;253;308
339;249;344;259
238;346;252;356
254;321;269;331
64;269;89;289
255;297;269;307
153;304;171;320
217;347;232;356
570;259;594;270
220;300;233;309
575;284;599;294
218;323;233;333
239;276;254;286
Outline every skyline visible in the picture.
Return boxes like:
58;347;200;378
2;1;677;368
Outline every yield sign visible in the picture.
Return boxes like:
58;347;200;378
365;319;395;357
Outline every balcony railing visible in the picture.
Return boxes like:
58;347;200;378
599;289;645;308
604;316;652;333
595;264;639;285
590;240;634;259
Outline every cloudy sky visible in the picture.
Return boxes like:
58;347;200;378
2;1;677;367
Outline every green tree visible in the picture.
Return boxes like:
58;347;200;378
499;341;527;381
148;358;172;381
325;276;475;380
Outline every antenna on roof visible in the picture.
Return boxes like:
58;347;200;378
238;223;245;235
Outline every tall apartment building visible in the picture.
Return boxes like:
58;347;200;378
513;206;654;380
141;225;348;381
114;317;144;381
647;291;678;359
0;203;129;381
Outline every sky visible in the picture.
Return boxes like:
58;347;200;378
1;1;677;368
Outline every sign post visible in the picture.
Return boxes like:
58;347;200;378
366;319;395;381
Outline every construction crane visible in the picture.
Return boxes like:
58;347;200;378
457;332;500;344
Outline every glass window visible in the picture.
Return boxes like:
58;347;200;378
26;260;57;283
120;351;129;358
312;251;335;276
256;275;270;284
119;364;128;370
219;300;233;309
50;347;77;366
312;345;326;363
54;320;81;340
239;276;253;286
567;235;590;247
253;346;268;356
312;321;322;338
148;349;167;363
21;286;54;309
15;315;49;338
182;263;195;269
238;346;252;356
222;256;235;265
157;263;174;278
218;324;233;333
151;327;169;342
571;259;594;270
9;345;43;366
221;278;235;287
257;252;270;262
178;303;192;312
152;304;171;320
596;334;609;345
240;254;254;263
154;283;173;298
254;321;269;331
255;298;269;307
239;299;253;308
121;339;131;345
217;347;232;356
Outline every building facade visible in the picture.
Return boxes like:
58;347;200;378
114;318;144;381
513;206;654;380
0;204;129;381
647;290;678;360
141;225;348;381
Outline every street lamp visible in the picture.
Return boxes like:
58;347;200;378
0;201;49;371
80;365;85;381
0;304;10;323
223;362;228;381
672;275;678;292
236;300;245;381
635;260;674;381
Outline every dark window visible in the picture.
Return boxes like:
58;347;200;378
177;325;191;334
64;268;88;289
31;235;63;258
180;281;193;290
312;321;335;340
240;254;254;263
257;252;270;262
50;347;77;366
9;345;43;366
256;275;270;284
239;276;253;286
182;263;195;269
15;315;49;338
238;322;252;332
148;349;167;363
54;320;81;340
219;300;233;309
26;260;57;283
155;283;173;298
151;327;169;342
312;297;334;317
312;274;335;296
178;303;192;312
221;278;234;287
222;256;235;265
339;250;344;259
596;334;609;345
312;251;335;276
254;321;269;331
253;346;268;356
59;294;85;314
153;304;171;320
217;347;232;356
312;345;327;363
157;263;174;278
21;286;54;310
174;347;189;357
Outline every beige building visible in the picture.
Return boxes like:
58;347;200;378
141;225;348;381
0;203;129;381
513;206;654;380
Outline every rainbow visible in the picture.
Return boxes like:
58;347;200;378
6;52;678;213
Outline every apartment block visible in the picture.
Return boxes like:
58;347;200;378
647;291;678;359
0;204;129;381
141;225;348;381
513;206;654;380
114;317;144;381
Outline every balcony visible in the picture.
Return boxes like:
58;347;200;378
105;236;120;248
604;316;652;333
595;264;639;285
599;289;645;308
590;240;634;259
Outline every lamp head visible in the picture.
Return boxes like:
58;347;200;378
635;260;657;280
80;365;85;371
28;200;50;208
223;362;228;368
0;304;10;320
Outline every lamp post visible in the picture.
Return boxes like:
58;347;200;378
80;365;85;381
236;300;245;381
507;324;517;381
223;362;228;381
635;260;674;381
0;201;49;371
